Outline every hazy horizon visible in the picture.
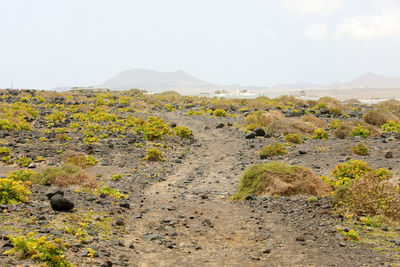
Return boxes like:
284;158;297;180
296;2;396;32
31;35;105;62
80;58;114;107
1;0;400;89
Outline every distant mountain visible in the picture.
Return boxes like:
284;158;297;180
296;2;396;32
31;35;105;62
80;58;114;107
97;69;400;95
343;72;400;88
101;69;216;93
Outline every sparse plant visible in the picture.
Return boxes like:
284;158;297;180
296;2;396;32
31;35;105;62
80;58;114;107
111;174;123;181
312;129;329;140
213;109;227;117
329;119;342;129
351;143;369;155
351;124;370;138
0;178;32;204
174;126;191;138
4;232;73;266
143;147;165;161
259;142;287;158
283;133;302;144
381;120;400;134
17;156;32;167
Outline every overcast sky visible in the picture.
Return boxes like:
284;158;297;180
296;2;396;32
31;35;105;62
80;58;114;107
1;0;400;89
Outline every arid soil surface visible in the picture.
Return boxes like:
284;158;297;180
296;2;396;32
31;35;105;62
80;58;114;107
2;109;399;266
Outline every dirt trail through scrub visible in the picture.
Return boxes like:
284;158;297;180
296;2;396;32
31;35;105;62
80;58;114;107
125;114;381;267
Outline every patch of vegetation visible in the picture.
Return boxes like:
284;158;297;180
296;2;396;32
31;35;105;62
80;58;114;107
283;133;302;144
0;146;10;156
4;232;73;267
213;109;227;117
329;119;342;129
98;186;127;199
351;124;370;138
111;174;123;181
0;178;32;204
244;110;283;131
300;114;327;128
312;129;329;140
16;156;32;167
259;142;287;158
174;126;191;138
33;165;97;188
363;110;399;126
143;147;165;161
336;227;359;240
266;118;316;136
351;143;369;155
6;169;35;181
381;120;400;134
65;154;98;168
232;161;330;200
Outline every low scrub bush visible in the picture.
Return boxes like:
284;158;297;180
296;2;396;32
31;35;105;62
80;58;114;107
332;171;400;220
143;147;165;161
363;110;399;126
381;120;400;134
245;110;283;131
6;169;35;181
312;129;329;140
300;114;327;128
64;154;98;168
232;162;331;200
351;124;370;138
16;156;32;167
174;126;191;138
213;109;227;117
0;178;32;204
34;165;97;188
329;119;342;129
283;133;302;144
351;143;369;155
266;118;316;136
4;232;73;266
98;186;127;199
259;143;287;158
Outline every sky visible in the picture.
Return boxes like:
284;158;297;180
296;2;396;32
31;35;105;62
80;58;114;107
1;0;400;89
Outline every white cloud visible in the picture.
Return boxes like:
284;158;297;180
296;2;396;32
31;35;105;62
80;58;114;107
256;24;276;38
335;13;400;40
283;0;343;15
305;23;329;41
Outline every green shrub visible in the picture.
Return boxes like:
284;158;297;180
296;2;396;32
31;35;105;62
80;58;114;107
175;126;191;138
98;186;127;199
33;165;97;188
16;156;32;167
245;110;283;131
186;110;203;116
330;159;372;187
381;120;400;134
111;174;123;181
283;133;302;144
4;232;73;266
312;129;329;140
329;119;342;129
351;124;370;138
332;171;400;220
6;169;35;181
259;143;287;158
213;109;227;117
351;143;369;155
65;155;97;168
0;146;10;156
0;178;32;204
164;103;175;112
232;161;331;200
143;147;165;161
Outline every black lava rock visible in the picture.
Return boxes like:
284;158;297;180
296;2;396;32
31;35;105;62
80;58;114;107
50;194;74;212
254;128;265;137
245;132;256;139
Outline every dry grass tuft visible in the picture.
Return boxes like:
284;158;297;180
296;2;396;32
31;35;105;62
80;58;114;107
266;118;316;136
300;114;327;128
363;109;399;126
233;162;331;200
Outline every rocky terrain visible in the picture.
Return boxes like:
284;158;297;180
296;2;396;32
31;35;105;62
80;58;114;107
0;89;399;266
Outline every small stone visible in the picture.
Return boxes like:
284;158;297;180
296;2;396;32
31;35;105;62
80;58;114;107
295;236;305;242
101;260;113;267
45;188;64;200
263;248;271;254
339;242;347;247
254;128;265;137
27;163;36;169
100;193;107;198
381;225;389;231
216;123;225;129
115;218;125;226
385;151;393;159
299;150;307;155
245;132;256;139
119;203;130;209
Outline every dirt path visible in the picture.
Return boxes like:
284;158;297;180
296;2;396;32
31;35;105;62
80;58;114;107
124;114;384;267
